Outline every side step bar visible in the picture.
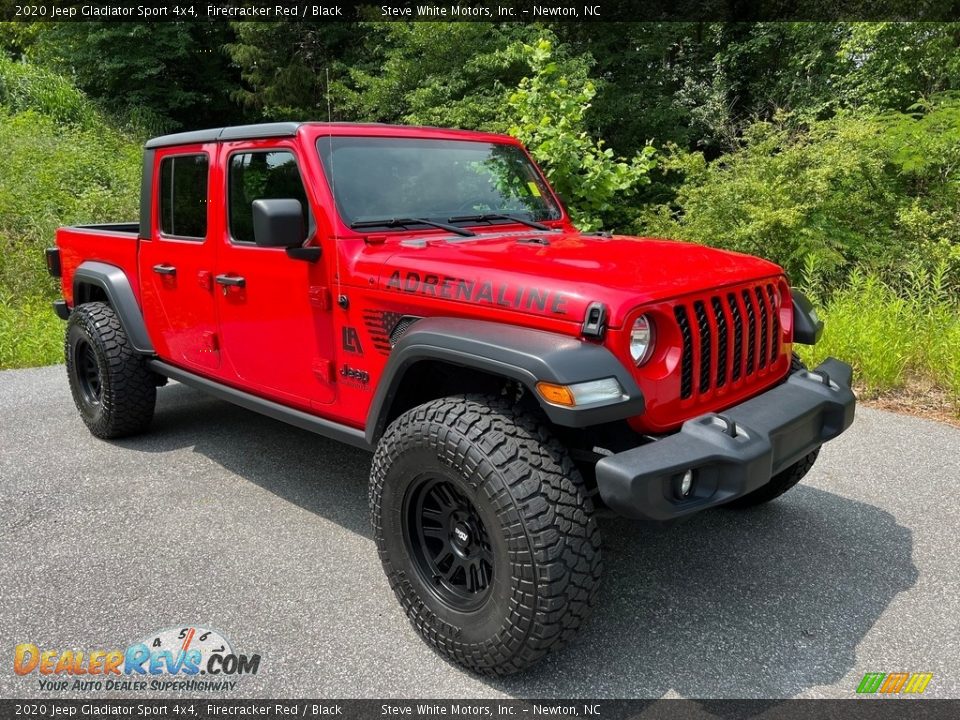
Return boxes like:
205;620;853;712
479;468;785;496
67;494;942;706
147;360;372;451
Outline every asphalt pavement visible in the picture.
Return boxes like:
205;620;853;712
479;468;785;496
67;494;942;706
1;365;958;699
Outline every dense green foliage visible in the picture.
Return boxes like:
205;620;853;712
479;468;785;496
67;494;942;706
642;97;960;284
504;39;657;231
0;55;141;368
0;21;957;411
799;269;960;399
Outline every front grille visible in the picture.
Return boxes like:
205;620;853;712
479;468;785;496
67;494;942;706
676;282;783;400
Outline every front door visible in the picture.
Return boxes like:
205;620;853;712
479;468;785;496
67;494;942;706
139;146;220;371
214;142;337;407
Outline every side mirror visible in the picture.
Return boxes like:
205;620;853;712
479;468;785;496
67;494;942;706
252;198;306;248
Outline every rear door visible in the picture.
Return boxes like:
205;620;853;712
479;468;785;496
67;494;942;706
213;141;337;407
139;146;221;371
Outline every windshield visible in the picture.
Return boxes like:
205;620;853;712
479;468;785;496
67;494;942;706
316;137;562;228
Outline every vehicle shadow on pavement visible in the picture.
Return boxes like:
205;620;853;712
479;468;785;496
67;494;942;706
130;383;917;699
494;491;918;699
119;383;374;537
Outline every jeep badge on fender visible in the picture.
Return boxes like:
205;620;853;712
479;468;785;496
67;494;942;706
48;122;854;675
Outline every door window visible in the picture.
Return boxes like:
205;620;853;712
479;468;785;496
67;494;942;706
228;151;310;244
158;154;209;239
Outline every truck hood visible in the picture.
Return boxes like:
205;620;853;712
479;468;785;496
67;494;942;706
368;228;784;327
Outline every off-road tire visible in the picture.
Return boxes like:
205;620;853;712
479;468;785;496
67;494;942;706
65;302;156;439
369;394;602;675
724;353;820;508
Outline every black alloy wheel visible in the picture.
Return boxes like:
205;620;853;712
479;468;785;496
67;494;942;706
404;476;494;610
74;338;104;408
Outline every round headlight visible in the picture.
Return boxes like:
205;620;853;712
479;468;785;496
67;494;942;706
629;315;655;365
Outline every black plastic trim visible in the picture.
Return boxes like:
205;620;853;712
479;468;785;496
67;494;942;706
581;301;607;339
139;149;155;238
148;360;371;450
52;300;70;320
73;261;154;353
365;317;645;444
595;357;855;523
67;222;139;235
791;288;824;345
144;122;302;149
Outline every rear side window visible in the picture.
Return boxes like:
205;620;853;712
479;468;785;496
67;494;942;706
158;154;208;239
229;151;309;244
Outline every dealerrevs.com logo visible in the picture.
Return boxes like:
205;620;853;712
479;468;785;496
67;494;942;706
14;626;261;692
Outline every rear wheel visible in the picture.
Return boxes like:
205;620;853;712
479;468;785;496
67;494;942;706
370;394;602;675
724;353;820;508
65;302;157;439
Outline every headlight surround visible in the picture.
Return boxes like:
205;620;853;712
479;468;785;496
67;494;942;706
629;314;655;366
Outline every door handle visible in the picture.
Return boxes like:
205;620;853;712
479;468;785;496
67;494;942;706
152;263;177;276
214;274;246;288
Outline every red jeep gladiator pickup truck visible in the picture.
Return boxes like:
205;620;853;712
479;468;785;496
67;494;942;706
48;122;855;674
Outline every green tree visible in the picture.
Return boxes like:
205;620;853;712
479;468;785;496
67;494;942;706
34;22;241;130
342;22;545;127
505;38;656;231
226;21;367;120
838;23;960;111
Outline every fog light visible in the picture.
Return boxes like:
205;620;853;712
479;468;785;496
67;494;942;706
680;469;694;497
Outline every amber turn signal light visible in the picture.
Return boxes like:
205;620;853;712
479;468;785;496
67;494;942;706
536;382;576;407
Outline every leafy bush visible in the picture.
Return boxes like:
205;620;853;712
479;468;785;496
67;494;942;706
0;56;97;128
0;59;141;369
798;268;960;401
504;39;657;232
0;110;141;300
642;96;960;288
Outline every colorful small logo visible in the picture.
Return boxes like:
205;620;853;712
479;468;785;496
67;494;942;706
856;672;933;695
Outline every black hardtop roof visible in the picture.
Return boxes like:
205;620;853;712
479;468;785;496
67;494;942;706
144;122;303;149
143;121;510;149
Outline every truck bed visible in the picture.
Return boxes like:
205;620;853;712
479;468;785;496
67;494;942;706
56;223;141;306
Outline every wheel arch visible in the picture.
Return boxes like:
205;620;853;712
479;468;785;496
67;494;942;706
364;317;644;445
73;261;154;354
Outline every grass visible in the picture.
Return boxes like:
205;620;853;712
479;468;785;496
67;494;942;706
797;272;960;409
0;294;63;369
0;58;140;373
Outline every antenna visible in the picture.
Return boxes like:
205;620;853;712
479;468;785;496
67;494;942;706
326;67;344;307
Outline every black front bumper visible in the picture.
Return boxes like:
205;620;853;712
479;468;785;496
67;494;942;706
595;357;856;522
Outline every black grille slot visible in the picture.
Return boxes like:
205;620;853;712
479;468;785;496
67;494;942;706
727;293;743;381
742;290;756;375
767;284;780;363
693;301;711;394
755;287;769;369
711;297;728;388
674;305;693;400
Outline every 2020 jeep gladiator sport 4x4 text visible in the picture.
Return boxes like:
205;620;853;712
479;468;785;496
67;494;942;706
48;122;855;674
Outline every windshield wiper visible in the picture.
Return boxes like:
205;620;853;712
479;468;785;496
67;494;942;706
350;217;475;237
448;213;552;231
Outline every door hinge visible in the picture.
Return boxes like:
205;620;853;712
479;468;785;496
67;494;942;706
309;286;332;310
197;270;213;291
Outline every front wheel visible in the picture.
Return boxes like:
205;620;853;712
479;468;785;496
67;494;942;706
369;394;602;675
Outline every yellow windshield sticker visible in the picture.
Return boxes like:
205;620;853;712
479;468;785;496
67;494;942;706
528;182;542;197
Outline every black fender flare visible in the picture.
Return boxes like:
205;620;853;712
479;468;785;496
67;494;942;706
365;317;645;445
791;288;824;345
73;261;154;354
